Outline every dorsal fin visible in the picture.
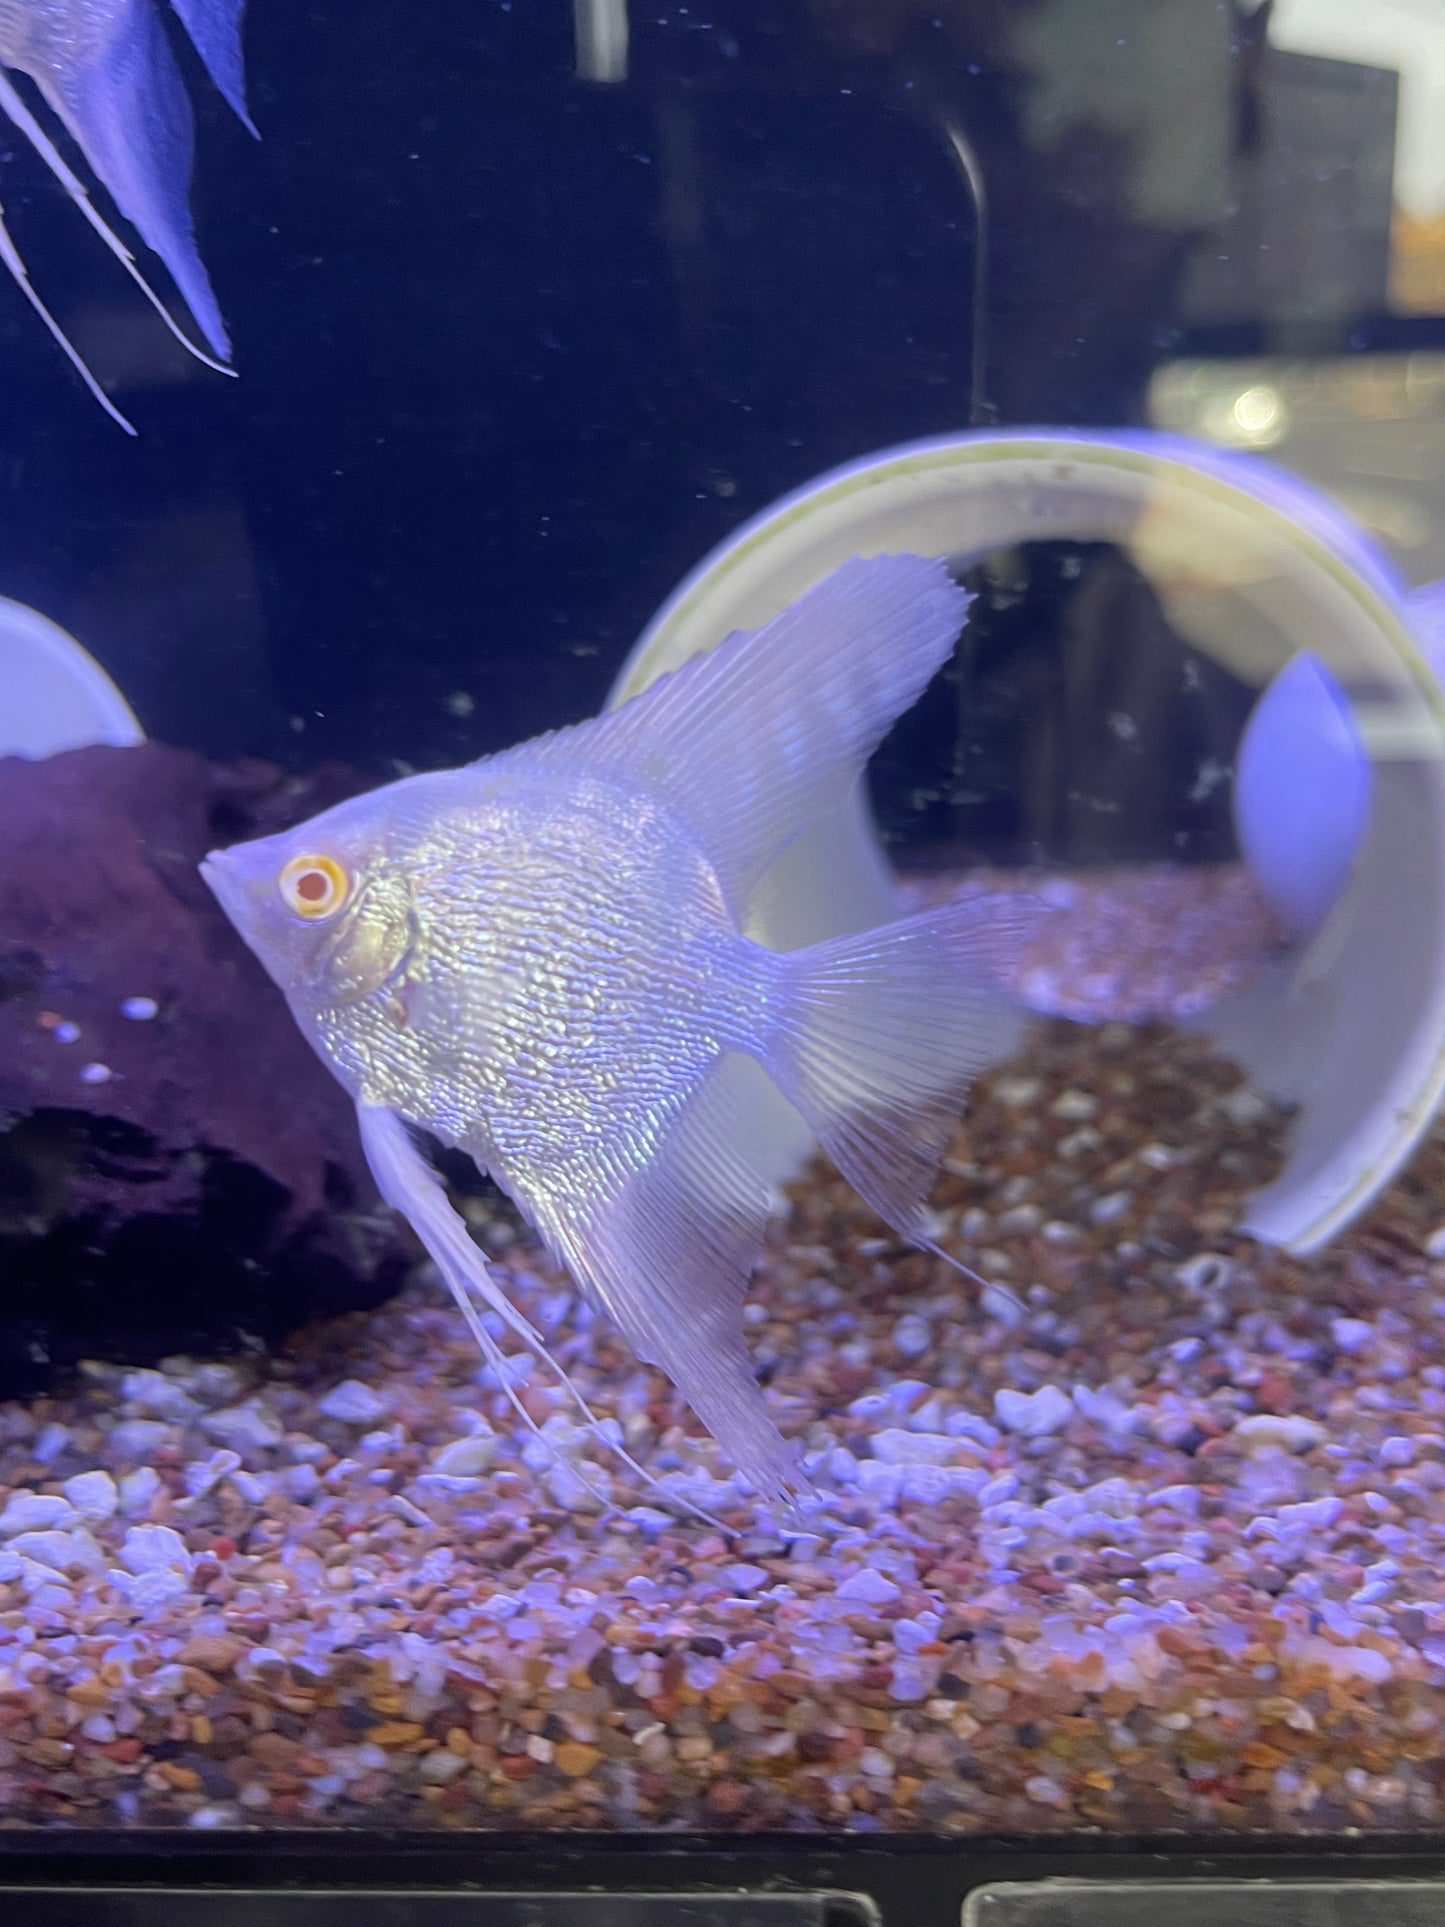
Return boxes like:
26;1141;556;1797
513;554;970;914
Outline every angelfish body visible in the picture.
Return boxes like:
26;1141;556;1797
0;0;253;430
202;555;1014;1501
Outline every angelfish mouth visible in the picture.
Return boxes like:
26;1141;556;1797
199;849;248;925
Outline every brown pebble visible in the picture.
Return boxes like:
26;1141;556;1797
554;1741;602;1778
177;1637;244;1674
66;1681;111;1709
369;1720;426;1747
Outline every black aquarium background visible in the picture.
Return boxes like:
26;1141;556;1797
0;0;1359;868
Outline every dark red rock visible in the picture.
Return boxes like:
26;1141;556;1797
0;742;410;1390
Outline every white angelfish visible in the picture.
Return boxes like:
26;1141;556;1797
0;0;255;431
202;555;1023;1503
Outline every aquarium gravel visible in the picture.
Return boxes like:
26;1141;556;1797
3;1000;1445;1834
901;862;1287;1023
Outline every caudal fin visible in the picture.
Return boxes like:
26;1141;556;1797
764;899;1032;1244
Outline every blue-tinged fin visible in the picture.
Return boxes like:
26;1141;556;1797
356;1103;683;1516
510;554;972;915
26;0;230;358
490;1051;805;1505
170;0;257;135
766;898;1038;1247
1233;651;1372;939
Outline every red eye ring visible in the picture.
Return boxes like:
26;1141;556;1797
279;853;349;921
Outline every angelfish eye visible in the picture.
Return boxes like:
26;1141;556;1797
279;853;350;921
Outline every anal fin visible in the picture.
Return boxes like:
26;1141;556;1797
505;1053;804;1505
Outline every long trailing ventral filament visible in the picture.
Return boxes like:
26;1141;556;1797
0;71;232;432
0;0;255;431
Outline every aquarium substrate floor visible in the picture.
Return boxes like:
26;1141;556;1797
2;1010;1445;1834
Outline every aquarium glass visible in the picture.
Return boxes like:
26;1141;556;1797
2;0;1445;1844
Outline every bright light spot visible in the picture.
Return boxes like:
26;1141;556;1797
1233;386;1282;435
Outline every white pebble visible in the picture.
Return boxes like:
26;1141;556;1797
1293;1636;1392;1684
981;1281;1025;1327
202;1399;284;1451
906;1396;950;1434
898;1464;989;1503
1089;1191;1132;1226
62;1470;118;1521
997;1204;1042;1236
1378;1436;1416;1468
184;1450;242;1498
945;1410;1000;1446
994;1384;1073;1437
51;1021;80;1044
836;1567;902;1607
855;1462;904;1505
888;1661;933;1703
122;1368;202;1422
1234;1413;1327;1452
1050;1089;1098;1120
280;1463;322;1502
1026;1774;1070;1808
227;1469;273;1505
432;1434;497;1476
117;1467;161;1516
722;1563;769;1593
891;1315;932;1358
121;1564;192;1610
993;1076;1042;1107
0;1492;74;1536
1072;1383;1140;1436
1137;1143;1179;1170
189;1804;242;1829
79;1062;113;1085
1332;1317;1374;1353
120;997;159;1021
1425;1225;1445;1261
1218;1086;1268;1126
1147;1484;1201;1518
419;1748;469;1785
119;1524;193;1574
872;1429;970;1466
32;1423;72;1465
317;1380;389;1424
10;1528;96;1572
108;1419;175;1460
1174;1254;1235;1294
